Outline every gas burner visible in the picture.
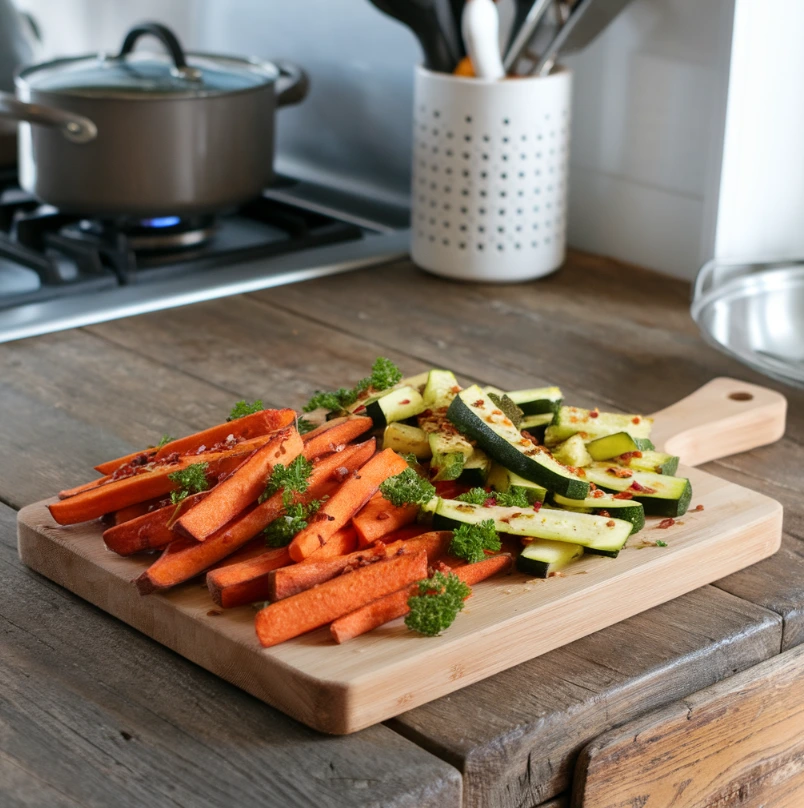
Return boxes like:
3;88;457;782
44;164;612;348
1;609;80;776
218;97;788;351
76;215;219;252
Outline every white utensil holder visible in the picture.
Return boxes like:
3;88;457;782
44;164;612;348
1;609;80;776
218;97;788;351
411;66;572;282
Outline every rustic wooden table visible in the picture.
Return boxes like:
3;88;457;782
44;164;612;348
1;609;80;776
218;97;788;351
2;252;803;807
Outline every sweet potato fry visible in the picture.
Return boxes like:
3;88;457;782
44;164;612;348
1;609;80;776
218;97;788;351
49;440;264;526
102;492;208;556
135;440;375;594
301;416;373;458
111;498;165;526
330;553;513;643
94;408;297;474
305;525;358;559
174;427;303;541
206;548;292;608
255;550;429;648
289;449;409;562
376;524;433;543
353;492;419;547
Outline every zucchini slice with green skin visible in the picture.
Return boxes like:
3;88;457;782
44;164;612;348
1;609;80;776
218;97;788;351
447;386;590;500
382;423;431;459
586;432;638;461
520;412;555;430
582;463;692;517
424;497;631;556
364;386;425;427
552;434;592;468
517;539;583;577
552;493;645;534
507;386;563;415
623;450;680;476
547;407;654;444
423;369;461;409
430;450;466;481
458;449;491;486
634;438;655;451
487;464;547;503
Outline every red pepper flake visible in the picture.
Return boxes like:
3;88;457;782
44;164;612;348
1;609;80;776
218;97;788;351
333;466;350;482
491;409;504;416
589;409;599;418
376;512;390;521
598;509;611;518
483;497;498;508
532;501;542;512
451;386;461;394
613;491;634;500
606;519;616;527
618;451;643;462
591;489;605;499
398;399;411;405
657;518;676;529
606;467;633;479
630;480;656;494
354;405;366;413
632;416;641;424
694;504;705;512
473;399;486;408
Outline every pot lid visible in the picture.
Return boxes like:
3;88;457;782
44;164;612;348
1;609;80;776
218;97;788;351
18;21;278;99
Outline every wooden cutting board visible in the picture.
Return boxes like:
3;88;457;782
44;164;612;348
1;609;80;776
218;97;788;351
17;378;787;735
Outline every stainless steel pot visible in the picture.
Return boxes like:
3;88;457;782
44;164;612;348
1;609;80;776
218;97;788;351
0;21;309;217
0;0;36;167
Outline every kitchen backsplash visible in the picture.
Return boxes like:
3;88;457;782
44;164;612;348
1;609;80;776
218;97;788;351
15;0;750;280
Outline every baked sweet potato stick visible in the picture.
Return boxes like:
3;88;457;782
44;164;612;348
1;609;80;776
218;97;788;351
289;449;409;562
330;553;513;644
305;525;358;559
206;525;359;608
94;408;297;474
376;524;433;543
271;530;451;602
175;427;304;541
207;548;292;608
48;440;266;526
102;492;209;556
301;416;373;457
255;550;429;648
353;492;419;547
135;440;375;594
111;498;165;526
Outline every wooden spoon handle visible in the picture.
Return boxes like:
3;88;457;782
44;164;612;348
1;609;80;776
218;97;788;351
650;377;786;467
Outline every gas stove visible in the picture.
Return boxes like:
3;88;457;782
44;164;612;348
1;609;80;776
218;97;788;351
0;170;409;343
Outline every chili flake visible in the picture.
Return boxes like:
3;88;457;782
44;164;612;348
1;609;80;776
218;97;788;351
657;518;676;529
630;480;656;494
606;467;633;479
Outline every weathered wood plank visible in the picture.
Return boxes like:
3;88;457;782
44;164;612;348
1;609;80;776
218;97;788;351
572;644;804;808
388;585;781;807
0;504;462;808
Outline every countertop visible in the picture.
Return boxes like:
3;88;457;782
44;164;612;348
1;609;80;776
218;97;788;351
2;251;803;808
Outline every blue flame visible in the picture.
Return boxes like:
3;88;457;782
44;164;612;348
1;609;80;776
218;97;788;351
141;216;181;229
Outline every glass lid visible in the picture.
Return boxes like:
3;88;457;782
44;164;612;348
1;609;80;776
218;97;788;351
19;21;277;98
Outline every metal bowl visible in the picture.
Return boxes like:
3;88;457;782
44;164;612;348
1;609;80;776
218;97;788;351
692;258;804;388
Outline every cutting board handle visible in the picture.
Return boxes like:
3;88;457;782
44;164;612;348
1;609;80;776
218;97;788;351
650;377;786;467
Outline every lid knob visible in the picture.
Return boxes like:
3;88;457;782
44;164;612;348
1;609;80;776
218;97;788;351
117;21;200;81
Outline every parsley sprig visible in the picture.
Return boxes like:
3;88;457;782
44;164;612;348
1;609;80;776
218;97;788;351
228;399;264;421
297;417;317;435
155;433;175;449
167;462;210;505
303;357;403;414
260;456;314;503
405;572;471;636
260;456;322;547
449;519;501;564
456;487;530;508
379;467;436;507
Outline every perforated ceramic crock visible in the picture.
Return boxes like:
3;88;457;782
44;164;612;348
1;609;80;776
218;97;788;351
410;66;572;282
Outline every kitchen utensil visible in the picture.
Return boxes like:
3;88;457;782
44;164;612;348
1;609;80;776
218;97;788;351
535;0;636;75
0;0;36;167
411;65;572;281
503;0;554;73
435;0;465;63
18;378;785;733
367;0;457;73
461;0;505;80
692;258;804;388
0;21;309;217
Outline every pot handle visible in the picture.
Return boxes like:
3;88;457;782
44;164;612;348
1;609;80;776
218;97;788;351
0;91;97;144
118;21;201;81
274;60;310;108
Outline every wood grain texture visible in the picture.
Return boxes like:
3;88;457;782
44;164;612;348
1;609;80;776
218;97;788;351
0;503;462;808
572;643;804;808
17;452;782;735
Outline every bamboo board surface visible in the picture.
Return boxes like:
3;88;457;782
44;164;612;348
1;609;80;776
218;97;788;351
17;378;786;734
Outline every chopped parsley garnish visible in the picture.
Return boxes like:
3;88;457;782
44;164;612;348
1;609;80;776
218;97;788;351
405;571;471;636
228;399;264;421
449;519;501;564
456;487;489;505
260;455;314;503
655;539;668;547
297;417;317;435
155;433;175;449
167;462;210;505
379;467;436;507
264;494;322;547
303;357;403;414
456;487;530;508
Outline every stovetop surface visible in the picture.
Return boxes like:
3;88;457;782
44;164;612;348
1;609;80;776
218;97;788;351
0;171;409;343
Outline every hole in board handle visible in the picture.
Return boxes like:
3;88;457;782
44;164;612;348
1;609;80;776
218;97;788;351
729;392;754;402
